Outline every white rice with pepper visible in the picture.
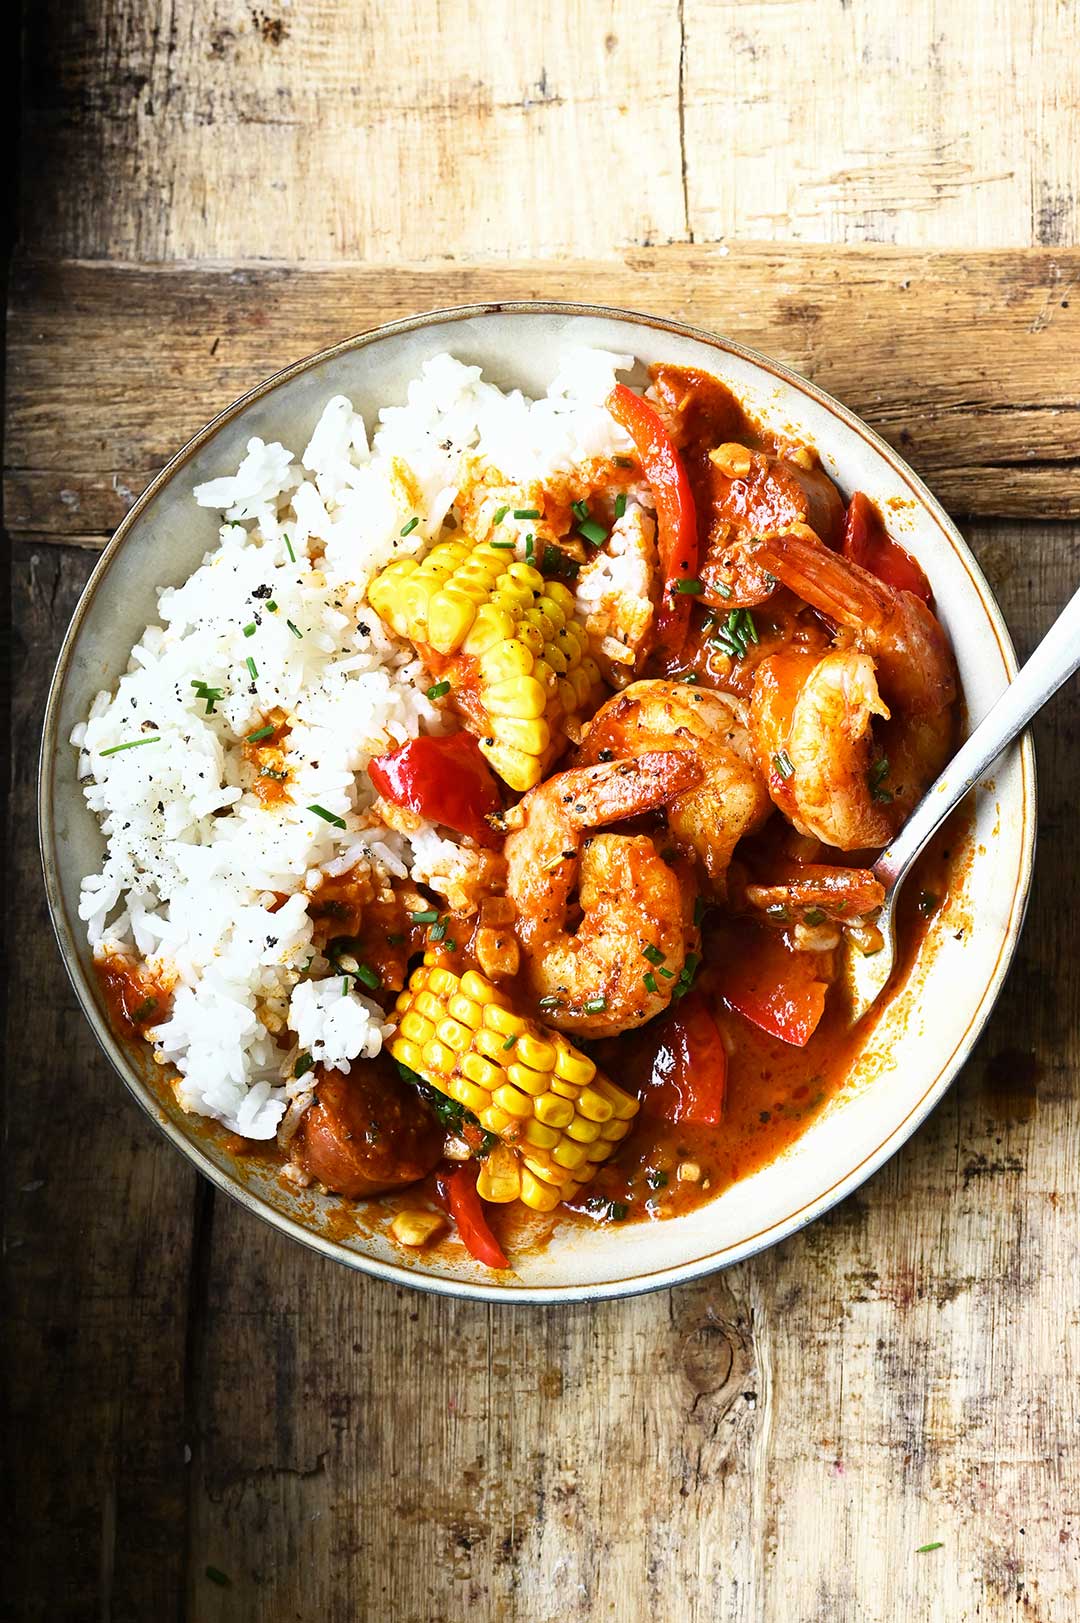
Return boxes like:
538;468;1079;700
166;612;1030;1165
72;349;641;1138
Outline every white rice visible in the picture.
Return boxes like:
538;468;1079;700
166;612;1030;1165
74;347;638;1139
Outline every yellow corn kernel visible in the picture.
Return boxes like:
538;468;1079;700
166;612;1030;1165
554;1045;596;1086
534;1093;575;1129
482;1002;524;1037
425;590;477;654
565;1115;602;1144
520;1168;563;1212
398;1010;435;1046
542;642;569;676
508;561;545;592
480;1104;514;1135
576;1086;614;1123
480;639;534;683
593;1077;639;1120
389;1035;423;1073
478;739;542;791
447;993;483;1029
515;1033;556;1072
421;1037;456;1076
521;1118;560;1150
427;966;460;996
414;989;446;1023
491;716;550;755
552;1140;590;1172
391;1209;446;1247
484;675;547;719
584;1138;613;1163
493;1082;533;1119
460;1050;503;1092
567;665;595;709
600;1117;632;1143
476;1027;512;1063
462;605;517;656
548;1076;579;1099
524;1156;575;1188
447;1075;490;1114
476;1144;522;1203
504;1060;547;1097
555;677;578;716
435;1016;472;1054
517;621;546;657
544;581;576;615
458;969;501;1005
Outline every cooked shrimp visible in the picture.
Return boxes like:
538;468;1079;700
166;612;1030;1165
574;501;657;687
741;865;886;925
578;680;771;896
503;752;701;1037
748;537;958;848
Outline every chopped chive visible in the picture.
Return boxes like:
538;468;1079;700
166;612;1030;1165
613;454;634;468
428;919;448;941
242;621;257;638
571;499;590;522
766;904;791;921
355;962;380;990
492;505;509;524
524;534;535;563
643;971;659;994
489;539;515;550
266;600;278;612
245;656;258;681
443;939;457;953
643;944;666;965
716;582;733;599
578;517;607;547
514;507;541;520
658;967;675;980
400;516;420;537
746;611;759;644
673;577;704;595
614;493;627;519
538;994;561;1011
294;1051;314;1078
502;1033;517;1051
286;619;303;639
869;756;893;802
916;1543;943;1554
341;976;350;997
245;723;275;743
284;535;296;563
100;735;161;757
541;543;580;582
773;749;795;780
427;680;451;700
410;908;438;924
647;1169;668;1190
584;995;607;1014
308;803;346;828
804;907;827;926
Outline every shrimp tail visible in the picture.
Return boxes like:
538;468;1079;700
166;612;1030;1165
754;533;891;630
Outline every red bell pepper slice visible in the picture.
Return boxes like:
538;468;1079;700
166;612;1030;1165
638;993;728;1126
438;1162;509;1270
842;491;932;605
367;732;501;845
607;383;700;655
718;929;828;1048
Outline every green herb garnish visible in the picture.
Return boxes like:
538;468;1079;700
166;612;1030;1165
578;517;607;547
294;1051;315;1078
646;1169;668;1190
514;507;541;520
242;621;257;637
400;516;420;536
571;499;590;522
643;944;666;966
490;539;515;550
245;723;275;743
773;749;795;780
540;544;580;582
266;600;278;612
916;1543;943;1554
428;918;448;942
427;680;451;700
492;505;509;524
245;656;258;681
643;971;659;994
614;493;627;519
672;577;704;595
584;995;607;1014
804;907;827;926
869;757;893;802
712;607;758;658
286;620;303;639
284;534;296;562
308;804;346;828
410;908;438;924
100;735;162;757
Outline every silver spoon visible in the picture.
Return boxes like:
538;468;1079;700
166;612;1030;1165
845;582;1080;1022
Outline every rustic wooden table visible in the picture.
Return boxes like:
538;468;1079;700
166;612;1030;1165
5;5;1079;1620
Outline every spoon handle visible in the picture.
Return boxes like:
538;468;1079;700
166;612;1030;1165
873;582;1080;892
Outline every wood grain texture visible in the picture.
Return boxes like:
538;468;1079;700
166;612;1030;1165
19;0;1079;262
6;525;1079;1621
6;246;1079;544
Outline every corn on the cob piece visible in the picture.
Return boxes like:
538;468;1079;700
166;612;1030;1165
367;537;604;791
391;959;638;1212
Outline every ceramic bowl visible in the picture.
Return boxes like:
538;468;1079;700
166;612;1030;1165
39;303;1036;1302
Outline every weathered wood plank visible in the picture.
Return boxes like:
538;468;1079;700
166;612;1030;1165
3;546;200;1620
19;1;1079;262
170;525;1080;1621
6;248;1079;539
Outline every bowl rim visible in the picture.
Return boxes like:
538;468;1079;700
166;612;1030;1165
39;298;1037;1304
